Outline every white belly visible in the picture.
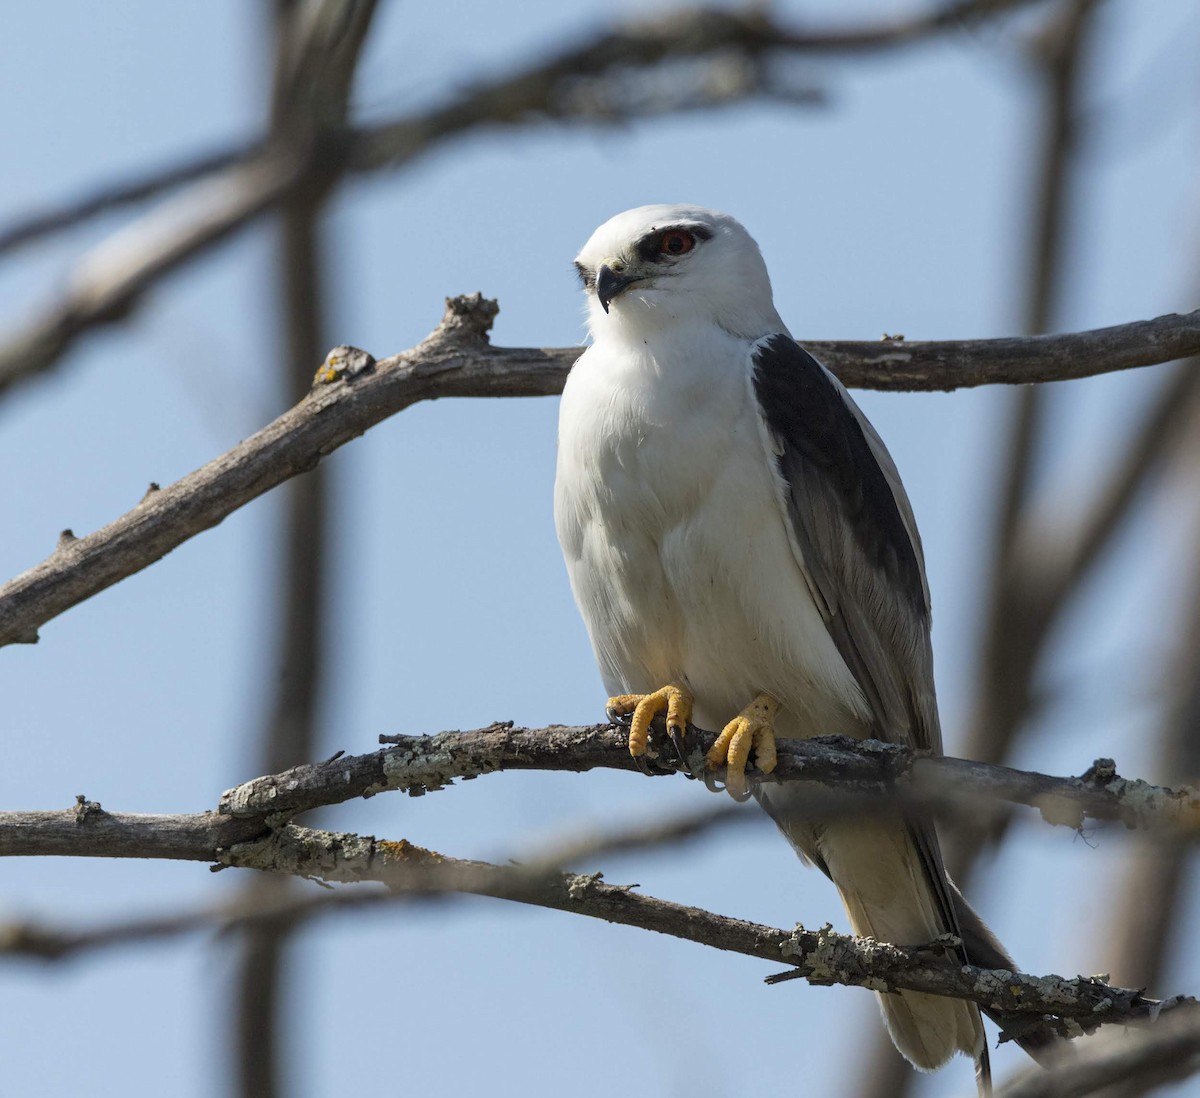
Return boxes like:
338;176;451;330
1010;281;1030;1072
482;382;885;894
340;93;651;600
554;326;868;739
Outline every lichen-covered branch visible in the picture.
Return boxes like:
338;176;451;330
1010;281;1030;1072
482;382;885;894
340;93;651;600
4;804;1185;1041
2;723;1196;868
215;722;1200;838
1;295;1197;650
212;826;1198;1040
3;750;1196;1053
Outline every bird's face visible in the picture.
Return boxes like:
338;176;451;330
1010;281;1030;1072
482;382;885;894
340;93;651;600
574;204;785;340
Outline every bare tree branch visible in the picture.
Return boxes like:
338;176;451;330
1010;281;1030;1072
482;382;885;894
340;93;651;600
995;1006;1200;1098
350;1;1046;172
230;723;1200;837
1104;474;1200;996
0;143;255;258
0;1;1046;396
232;5;379;1096
3;724;1196;866
3;811;1187;1042
0;802;264;861
1;294;1197;650
0;151;303;396
0;801;754;963
5;725;1197;1059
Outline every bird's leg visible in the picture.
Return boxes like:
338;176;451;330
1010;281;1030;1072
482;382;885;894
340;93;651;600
607;682;693;759
705;693;780;800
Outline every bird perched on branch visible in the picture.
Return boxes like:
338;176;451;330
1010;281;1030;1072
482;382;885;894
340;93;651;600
554;204;1019;1090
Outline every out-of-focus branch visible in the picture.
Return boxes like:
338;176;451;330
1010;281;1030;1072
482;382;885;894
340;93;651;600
0;0;1052;395
0;808;1188;1041
0;143;255;258
954;0;1200;866
352;1;1043;171
995;1005;1200;1098
231;4;377;1097
0;802;753;962
0;885;391;961
1105;458;1200;994
0;151;302;395
960;0;1102;792
8;818;1189;1042
1;294;1196;650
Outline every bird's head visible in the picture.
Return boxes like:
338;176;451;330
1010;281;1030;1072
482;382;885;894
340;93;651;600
574;204;785;340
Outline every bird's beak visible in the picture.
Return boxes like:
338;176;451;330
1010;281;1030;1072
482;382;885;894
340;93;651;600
596;264;637;313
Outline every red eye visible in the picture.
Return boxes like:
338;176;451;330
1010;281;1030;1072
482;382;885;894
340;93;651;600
659;230;695;256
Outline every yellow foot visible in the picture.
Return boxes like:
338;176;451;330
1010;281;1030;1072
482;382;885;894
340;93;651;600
607;682;693;759
705;694;780;800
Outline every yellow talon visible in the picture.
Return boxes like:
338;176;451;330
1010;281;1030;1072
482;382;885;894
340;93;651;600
705;693;780;799
607;682;693;758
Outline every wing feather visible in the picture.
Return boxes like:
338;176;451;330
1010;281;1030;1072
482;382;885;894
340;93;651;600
750;334;962;952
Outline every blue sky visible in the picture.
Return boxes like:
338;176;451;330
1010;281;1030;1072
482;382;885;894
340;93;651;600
1;3;1198;1096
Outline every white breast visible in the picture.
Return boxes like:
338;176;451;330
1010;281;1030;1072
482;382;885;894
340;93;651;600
554;320;869;739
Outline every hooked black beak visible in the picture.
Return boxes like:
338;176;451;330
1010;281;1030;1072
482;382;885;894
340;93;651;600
596;265;636;313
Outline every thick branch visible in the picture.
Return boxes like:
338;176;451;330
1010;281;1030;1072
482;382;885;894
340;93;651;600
217;723;1200;836
0;801;265;860
4;725;1196;865
1;295;1197;649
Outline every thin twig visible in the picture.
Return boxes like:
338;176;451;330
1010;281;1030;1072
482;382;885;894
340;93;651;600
0;294;1197;650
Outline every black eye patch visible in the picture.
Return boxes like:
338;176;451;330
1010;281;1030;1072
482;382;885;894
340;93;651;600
574;261;595;290
634;223;713;263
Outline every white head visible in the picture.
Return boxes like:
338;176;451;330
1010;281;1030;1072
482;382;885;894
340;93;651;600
574;204;786;341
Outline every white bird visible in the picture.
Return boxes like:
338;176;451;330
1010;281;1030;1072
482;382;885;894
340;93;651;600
554;204;1020;1087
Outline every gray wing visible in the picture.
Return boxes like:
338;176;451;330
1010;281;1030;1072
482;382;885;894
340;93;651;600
751;333;942;754
750;333;962;946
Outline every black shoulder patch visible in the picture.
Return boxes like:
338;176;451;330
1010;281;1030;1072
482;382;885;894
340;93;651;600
751;334;926;613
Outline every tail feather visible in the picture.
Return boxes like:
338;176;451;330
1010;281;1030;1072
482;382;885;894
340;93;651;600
755;789;986;1073
820;818;985;1073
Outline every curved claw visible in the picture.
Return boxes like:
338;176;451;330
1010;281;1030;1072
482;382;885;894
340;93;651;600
705;694;780;800
606;682;693;760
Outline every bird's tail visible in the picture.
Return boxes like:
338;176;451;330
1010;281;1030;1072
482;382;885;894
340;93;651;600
754;791;987;1075
817;816;986;1073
